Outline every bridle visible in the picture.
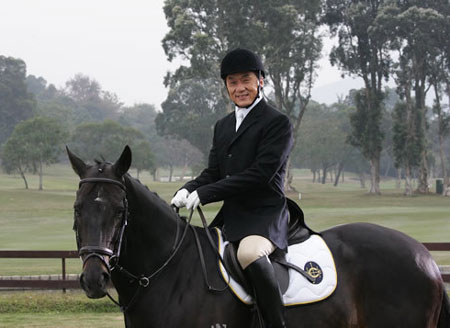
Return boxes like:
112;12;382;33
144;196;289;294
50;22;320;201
74;176;229;313
76;177;129;273
74;176;193;312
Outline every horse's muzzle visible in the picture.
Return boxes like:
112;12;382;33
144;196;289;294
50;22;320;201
80;256;111;299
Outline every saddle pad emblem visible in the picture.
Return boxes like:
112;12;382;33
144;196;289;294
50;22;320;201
304;261;323;284
215;228;337;306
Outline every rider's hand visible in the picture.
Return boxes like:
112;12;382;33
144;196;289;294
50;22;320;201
186;190;201;210
171;188;190;208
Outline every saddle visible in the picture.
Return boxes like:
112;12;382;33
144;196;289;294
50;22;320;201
220;198;318;296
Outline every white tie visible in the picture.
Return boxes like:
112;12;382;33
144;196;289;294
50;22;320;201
236;111;245;131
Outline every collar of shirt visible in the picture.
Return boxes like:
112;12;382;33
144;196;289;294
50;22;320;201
235;94;263;122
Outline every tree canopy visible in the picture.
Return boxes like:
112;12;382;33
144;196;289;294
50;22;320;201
1;116;68;189
69;120;146;162
0;56;36;145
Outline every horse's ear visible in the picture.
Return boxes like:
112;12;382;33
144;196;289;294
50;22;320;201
66;146;87;178
113;145;132;177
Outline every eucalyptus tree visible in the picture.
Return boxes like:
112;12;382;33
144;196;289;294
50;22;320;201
429;57;450;194
374;0;449;193
323;0;392;194
392;101;422;195
161;0;323;186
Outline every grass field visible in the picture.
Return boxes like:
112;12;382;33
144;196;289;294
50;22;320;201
0;164;449;327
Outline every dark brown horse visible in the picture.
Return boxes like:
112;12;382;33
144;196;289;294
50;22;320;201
67;146;449;328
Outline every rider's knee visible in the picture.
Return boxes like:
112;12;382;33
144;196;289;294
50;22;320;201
237;235;275;269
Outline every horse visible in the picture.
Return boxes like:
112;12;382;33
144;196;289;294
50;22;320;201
67;145;449;328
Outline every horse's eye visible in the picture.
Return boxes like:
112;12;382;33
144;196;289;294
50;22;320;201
116;208;125;217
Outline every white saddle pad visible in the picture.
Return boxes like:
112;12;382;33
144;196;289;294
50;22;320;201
215;228;337;306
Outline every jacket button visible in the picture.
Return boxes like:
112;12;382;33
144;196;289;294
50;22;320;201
227;153;232;158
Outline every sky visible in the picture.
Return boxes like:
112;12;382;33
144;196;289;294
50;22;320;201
0;0;361;109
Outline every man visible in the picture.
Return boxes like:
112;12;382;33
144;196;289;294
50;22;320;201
171;48;293;328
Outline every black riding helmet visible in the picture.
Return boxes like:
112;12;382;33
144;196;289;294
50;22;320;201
220;48;265;80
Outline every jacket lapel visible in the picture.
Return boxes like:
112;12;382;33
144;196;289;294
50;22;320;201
228;99;266;148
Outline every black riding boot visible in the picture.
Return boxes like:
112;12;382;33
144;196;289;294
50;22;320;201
244;256;287;328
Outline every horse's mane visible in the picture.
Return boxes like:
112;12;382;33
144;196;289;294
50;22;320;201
122;173;178;220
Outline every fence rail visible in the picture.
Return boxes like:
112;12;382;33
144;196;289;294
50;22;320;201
0;244;449;290
0;250;79;291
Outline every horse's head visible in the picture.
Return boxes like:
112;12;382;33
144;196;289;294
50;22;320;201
67;145;132;299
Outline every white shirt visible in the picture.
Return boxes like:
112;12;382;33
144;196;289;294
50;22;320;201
235;94;263;131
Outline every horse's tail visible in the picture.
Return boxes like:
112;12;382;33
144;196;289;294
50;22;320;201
437;289;450;328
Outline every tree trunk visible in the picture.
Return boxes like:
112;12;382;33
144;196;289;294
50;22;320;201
169;165;174;182
321;166;327;184
434;83;448;195
152;168;159;182
417;151;429;193
404;165;413;196
38;160;43;191
415;65;429;194
369;153;381;194
359;171;366;188
317;170;321;183
283;159;297;192
312;170;316;183
334;162;344;187
396;168;402;189
384;159;391;177
19;165;28;189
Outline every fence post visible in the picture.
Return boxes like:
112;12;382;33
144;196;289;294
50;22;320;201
62;257;66;293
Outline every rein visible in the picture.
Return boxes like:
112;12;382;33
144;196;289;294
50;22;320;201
111;206;192;312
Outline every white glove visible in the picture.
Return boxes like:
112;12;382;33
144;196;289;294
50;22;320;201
186;190;201;210
171;188;190;208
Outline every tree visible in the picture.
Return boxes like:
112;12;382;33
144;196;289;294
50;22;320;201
156;78;227;157
0;56;36;145
27;74;80;130
132;141;155;180
323;0;393;194
392;101;422;195
1;116;68;190
293;101;354;184
64;73;122;122
118;103;159;139
374;1;449;193
70;120;146;162
162;0;323;187
347;89;385;192
1;133;30;189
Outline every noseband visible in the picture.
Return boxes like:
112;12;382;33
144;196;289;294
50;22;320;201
76;177;128;272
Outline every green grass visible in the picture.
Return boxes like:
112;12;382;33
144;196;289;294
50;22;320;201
0;164;448;325
0;312;124;328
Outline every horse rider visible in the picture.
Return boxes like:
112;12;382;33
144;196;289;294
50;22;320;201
171;48;293;328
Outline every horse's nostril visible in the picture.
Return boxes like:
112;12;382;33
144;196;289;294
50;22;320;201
99;272;110;287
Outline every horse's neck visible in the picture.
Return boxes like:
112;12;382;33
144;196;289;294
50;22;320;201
123;177;181;272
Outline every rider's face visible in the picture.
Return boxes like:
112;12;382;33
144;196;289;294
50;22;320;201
225;72;263;107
